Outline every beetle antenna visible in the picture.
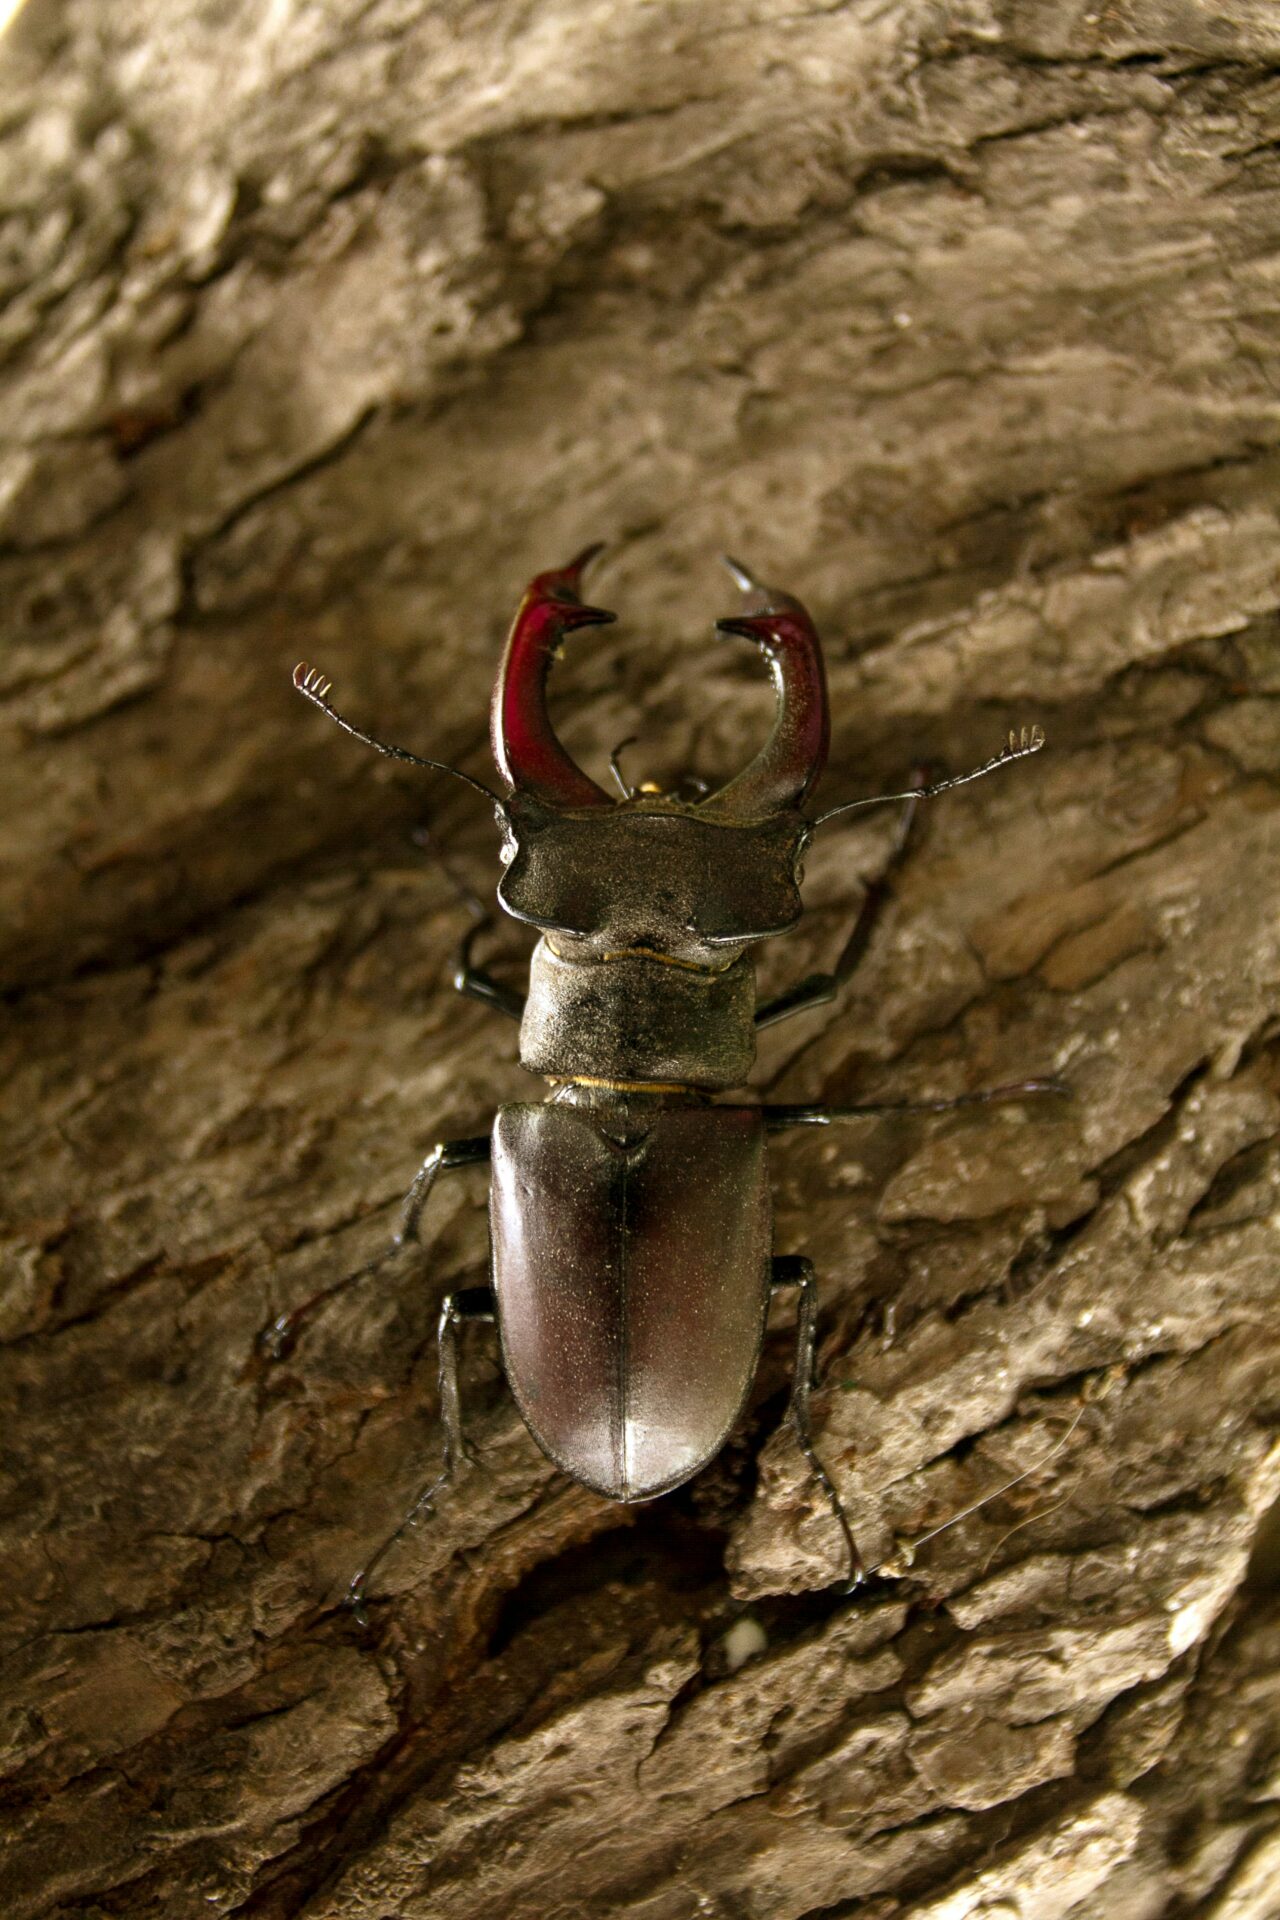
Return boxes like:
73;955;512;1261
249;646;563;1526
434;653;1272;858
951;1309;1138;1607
869;1401;1085;1581
814;726;1046;828
293;663;505;808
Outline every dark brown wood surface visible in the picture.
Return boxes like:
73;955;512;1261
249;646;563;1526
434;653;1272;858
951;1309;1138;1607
2;3;1279;1915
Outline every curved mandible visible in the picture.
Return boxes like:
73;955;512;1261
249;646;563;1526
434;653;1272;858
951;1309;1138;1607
492;545;616;807
697;556;829;819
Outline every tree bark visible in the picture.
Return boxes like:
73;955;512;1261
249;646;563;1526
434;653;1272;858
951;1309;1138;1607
2;2;1279;1915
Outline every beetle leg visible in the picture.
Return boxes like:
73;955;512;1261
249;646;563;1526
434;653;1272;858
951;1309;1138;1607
437;1284;496;1477
347;1284;496;1624
756;773;926;1030
406;824;526;1023
763;1082;1069;1131
452;918;525;1022
398;1135;492;1241
771;1254;865;1592
259;1135;491;1359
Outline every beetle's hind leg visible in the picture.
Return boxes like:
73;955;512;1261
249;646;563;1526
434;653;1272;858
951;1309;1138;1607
771;1255;864;1592
346;1283;496;1624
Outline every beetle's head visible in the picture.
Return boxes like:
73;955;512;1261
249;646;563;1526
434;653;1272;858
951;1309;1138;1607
491;551;827;965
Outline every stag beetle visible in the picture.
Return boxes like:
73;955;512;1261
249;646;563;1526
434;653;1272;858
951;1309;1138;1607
279;549;1053;1617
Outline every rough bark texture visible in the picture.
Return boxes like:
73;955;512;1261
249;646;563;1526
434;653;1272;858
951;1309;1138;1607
3;2;1280;1916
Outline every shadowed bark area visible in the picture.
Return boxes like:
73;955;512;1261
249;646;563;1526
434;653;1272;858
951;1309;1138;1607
2;2;1279;1915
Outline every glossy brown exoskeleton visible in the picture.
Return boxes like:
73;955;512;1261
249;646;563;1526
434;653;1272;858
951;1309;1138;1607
283;549;1052;1617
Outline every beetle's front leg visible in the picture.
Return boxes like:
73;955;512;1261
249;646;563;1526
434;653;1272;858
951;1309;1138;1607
452;918;525;1022
347;1283;496;1624
260;1134;491;1359
405;825;525;1023
756;776;925;1030
771;1254;864;1592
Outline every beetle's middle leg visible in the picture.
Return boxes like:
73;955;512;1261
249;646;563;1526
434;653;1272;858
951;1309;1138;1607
260;1134;491;1359
347;1282;496;1623
770;1254;864;1591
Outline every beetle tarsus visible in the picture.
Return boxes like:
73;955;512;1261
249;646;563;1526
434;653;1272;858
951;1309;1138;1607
258;1312;298;1363
256;1242;399;1361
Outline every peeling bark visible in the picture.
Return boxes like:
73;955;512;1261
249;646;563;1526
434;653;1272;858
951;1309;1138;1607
2;3;1279;1916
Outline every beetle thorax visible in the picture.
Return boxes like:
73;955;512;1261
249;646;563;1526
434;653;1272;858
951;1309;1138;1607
495;795;807;1091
